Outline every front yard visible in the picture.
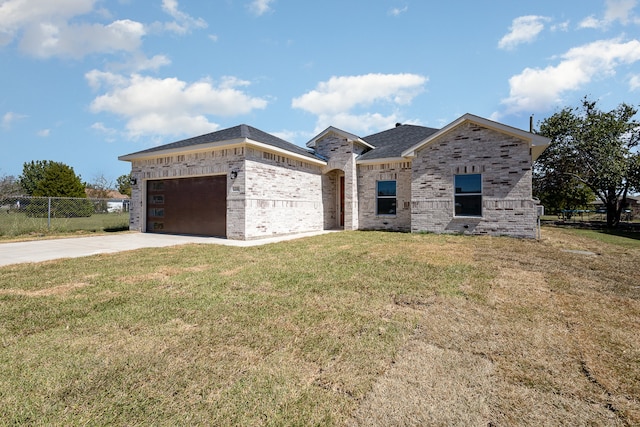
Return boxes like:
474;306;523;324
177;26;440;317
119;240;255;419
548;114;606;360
0;228;638;425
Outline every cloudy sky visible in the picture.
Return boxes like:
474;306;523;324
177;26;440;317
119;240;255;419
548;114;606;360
1;0;640;182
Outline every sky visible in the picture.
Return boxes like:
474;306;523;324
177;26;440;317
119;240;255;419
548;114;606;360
1;0;640;185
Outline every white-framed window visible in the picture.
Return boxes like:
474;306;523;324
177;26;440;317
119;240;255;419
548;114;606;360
454;174;482;217
377;180;397;215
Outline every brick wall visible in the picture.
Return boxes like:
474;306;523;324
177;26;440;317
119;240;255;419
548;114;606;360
242;148;324;239
357;161;412;231
315;132;368;230
411;122;537;238
128;145;324;240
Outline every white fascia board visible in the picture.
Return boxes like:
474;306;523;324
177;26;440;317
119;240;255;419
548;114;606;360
401;113;551;159
245;139;326;165
118;137;326;166
118;138;246;162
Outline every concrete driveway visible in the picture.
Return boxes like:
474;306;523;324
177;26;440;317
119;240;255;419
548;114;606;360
0;231;334;267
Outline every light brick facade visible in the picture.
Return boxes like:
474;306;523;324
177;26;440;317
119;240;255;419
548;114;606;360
410;122;537;238
357;161;412;231
120;116;548;240
314;131;369;231
128;145;324;240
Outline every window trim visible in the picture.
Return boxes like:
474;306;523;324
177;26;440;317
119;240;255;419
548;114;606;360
454;174;483;217
376;180;397;216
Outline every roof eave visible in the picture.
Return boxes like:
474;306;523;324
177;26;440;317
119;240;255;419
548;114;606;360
246;140;326;165
118;138;247;162
119;137;326;166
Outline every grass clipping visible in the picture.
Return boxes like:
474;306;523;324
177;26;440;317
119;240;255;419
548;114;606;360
0;227;638;426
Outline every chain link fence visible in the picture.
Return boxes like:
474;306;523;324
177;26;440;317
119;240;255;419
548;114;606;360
0;196;130;237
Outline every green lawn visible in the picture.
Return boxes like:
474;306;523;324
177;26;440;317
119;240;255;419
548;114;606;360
0;228;638;425
0;212;129;238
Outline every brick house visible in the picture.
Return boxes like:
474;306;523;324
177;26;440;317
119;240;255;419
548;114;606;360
119;113;550;239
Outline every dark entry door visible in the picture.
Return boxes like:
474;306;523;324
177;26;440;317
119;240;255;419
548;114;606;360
146;175;226;237
340;176;345;227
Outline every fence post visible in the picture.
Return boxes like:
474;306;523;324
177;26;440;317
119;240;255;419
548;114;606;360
48;197;51;230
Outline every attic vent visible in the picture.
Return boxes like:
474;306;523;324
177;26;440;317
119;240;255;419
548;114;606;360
395;123;402;127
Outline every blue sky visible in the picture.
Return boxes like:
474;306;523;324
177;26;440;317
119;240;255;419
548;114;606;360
1;0;640;184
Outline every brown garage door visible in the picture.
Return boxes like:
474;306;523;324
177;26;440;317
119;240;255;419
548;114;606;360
146;176;227;237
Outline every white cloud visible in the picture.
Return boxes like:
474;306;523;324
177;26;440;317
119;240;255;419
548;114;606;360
579;0;639;29
389;6;408;17
0;0;205;59
292;73;427;134
0;0;148;58
579;16;602;29
87;72;269;139
1;111;27;129
550;21;570;32
248;0;274;16
604;0;638;24
498;15;550;50
292;73;426;115
270;129;311;144
91;122;117;134
499;38;640;115
319;112;402;136
630;74;640;90
154;0;207;34
19;19;145;58
127;54;172;72
0;0;95;46
37;129;50;137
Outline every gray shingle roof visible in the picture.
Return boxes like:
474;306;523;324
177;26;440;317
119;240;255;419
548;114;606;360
358;124;439;161
121;124;320;161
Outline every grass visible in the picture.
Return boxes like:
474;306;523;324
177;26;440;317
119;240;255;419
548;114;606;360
0;228;638;425
0;212;130;239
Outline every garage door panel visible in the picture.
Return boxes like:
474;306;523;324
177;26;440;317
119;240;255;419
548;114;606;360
147;176;226;237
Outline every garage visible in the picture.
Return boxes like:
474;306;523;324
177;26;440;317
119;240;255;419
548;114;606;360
146;175;227;237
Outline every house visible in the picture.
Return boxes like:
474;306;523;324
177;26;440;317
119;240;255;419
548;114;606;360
85;189;130;213
591;195;639;220
118;113;550;239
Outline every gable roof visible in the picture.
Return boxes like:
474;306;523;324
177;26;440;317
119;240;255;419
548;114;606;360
119;124;323;163
357;124;440;162
306;126;374;150
401;113;550;160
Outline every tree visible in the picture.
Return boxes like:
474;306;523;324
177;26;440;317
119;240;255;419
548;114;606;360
87;174;114;213
536;97;640;227
533;172;594;215
0;174;23;197
19;161;93;217
116;173;132;197
31;162;86;198
19;160;52;196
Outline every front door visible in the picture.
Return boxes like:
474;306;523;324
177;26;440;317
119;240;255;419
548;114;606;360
339;175;345;227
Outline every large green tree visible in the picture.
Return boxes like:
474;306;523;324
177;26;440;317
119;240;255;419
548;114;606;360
536;98;640;227
19;161;86;198
32;162;86;198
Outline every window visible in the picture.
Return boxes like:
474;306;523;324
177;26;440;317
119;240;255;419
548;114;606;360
454;174;482;216
377;180;397;215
